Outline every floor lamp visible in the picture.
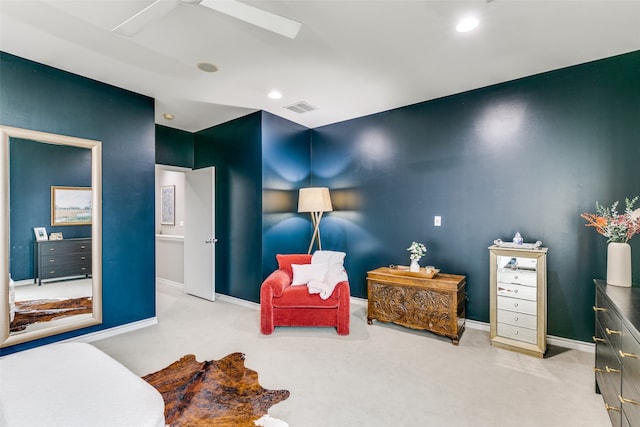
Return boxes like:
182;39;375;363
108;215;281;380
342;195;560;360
298;187;333;254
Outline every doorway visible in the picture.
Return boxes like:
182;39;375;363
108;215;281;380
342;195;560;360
155;165;216;300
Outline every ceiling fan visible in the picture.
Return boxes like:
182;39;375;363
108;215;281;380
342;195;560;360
112;0;302;39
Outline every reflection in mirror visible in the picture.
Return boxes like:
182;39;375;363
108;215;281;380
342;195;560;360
0;126;102;348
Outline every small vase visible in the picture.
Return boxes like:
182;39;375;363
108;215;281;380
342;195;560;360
410;259;420;272
607;242;632;287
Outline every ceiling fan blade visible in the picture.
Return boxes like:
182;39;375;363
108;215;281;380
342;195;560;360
112;0;180;37
199;0;301;39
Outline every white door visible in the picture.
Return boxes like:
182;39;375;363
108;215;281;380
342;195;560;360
184;167;216;301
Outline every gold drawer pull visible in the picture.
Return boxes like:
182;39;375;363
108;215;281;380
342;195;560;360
619;350;640;359
593;336;605;343
606;328;622;335
606;366;621;373
605;403;621;411
619;395;640;405
594;367;604;373
593;306;607;312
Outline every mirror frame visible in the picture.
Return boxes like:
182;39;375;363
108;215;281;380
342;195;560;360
0;125;102;347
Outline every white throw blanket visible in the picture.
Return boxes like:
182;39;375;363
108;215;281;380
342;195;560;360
307;250;348;300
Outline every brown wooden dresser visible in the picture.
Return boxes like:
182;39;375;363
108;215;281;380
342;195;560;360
366;267;466;345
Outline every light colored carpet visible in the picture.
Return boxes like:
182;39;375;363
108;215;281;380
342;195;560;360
92;282;610;427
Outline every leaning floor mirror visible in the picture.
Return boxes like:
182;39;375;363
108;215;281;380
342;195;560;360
0;125;102;348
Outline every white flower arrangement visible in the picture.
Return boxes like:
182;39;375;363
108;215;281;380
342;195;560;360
407;241;427;261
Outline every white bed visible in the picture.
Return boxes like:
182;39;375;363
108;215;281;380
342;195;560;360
0;342;165;427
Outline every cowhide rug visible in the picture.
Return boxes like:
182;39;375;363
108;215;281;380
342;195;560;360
142;352;290;427
10;297;92;332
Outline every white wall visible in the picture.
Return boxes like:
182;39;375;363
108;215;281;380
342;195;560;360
155;166;186;285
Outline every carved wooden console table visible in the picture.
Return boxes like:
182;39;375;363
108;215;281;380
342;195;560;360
366;267;466;345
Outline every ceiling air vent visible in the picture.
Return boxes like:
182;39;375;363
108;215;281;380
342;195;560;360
284;101;317;114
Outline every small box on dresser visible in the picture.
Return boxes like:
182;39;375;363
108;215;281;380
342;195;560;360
489;245;548;358
594;280;640;427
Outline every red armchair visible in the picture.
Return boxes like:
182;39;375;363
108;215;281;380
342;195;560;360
260;254;350;335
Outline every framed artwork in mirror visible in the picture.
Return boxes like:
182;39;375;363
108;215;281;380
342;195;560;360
161;185;175;225
51;186;92;226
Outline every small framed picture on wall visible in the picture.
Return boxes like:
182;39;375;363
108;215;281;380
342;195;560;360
34;227;48;241
161;185;175;226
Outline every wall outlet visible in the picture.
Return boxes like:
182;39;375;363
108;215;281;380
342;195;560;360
434;216;442;227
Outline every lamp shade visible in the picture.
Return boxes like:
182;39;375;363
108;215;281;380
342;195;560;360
298;187;333;213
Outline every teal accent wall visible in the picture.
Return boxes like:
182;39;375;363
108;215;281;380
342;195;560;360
194;112;264;301
261;112;312;276
311;50;640;342
1;52;156;355
156;124;194;168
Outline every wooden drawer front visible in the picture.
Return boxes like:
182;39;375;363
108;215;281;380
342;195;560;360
497;269;537;287
40;241;91;255
595;322;622;395
41;253;91;265
497;296;536;316
497;309;536;329
621;324;640;421
595;299;623;353
496;283;537;302
368;282;456;335
40;263;91;279
497;322;537;344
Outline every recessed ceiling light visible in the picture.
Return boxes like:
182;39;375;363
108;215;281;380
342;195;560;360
268;90;283;99
196;62;218;73
163;113;174;120
456;17;479;33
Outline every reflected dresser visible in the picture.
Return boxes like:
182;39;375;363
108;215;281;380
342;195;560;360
34;238;92;285
594;280;640;427
366;267;466;345
489;245;548;358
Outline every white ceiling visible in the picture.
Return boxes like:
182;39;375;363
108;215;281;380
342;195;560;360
1;0;639;132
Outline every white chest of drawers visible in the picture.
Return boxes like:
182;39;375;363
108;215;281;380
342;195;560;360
489;245;548;358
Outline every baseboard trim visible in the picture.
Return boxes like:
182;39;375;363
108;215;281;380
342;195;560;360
156;278;184;288
62;317;158;344
216;293;260;310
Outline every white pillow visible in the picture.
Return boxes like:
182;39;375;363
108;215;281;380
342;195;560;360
291;263;329;286
312;250;346;266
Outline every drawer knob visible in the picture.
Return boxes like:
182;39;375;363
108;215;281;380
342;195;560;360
514;330;519;335
593;306;607;312
514;316;519;321
49;248;55;251
514;303;519;307
592;336;605;343
605;403;621;412
619;395;640;406
606;328;622;335
619;350;639;359
81;245;86;249
81;256;86;260
514;275;519;280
